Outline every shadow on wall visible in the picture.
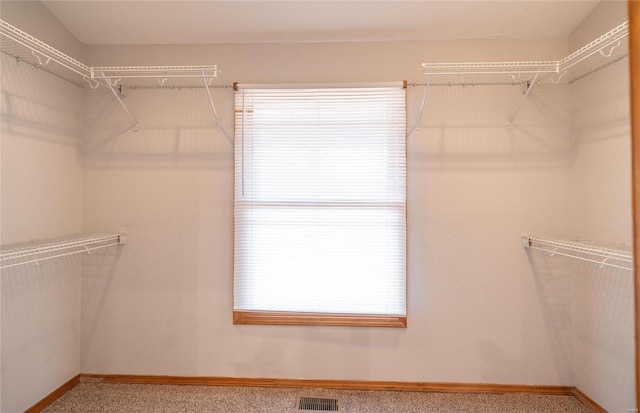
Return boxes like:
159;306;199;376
80;246;123;370
83;79;577;172
82;86;234;170
1;51;235;172
0;54;84;157
571;259;635;410
523;245;636;410
523;249;575;385
569;56;630;161
1;255;82;412
407;82;573;171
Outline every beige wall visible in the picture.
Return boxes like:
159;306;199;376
80;26;574;388
568;1;634;411
0;1;634;411
0;2;86;411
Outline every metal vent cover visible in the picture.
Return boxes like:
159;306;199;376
298;397;339;411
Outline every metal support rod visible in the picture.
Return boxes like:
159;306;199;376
99;73;139;132
416;73;432;130
203;73;221;130
508;71;541;129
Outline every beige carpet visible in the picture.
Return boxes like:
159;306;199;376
42;383;595;412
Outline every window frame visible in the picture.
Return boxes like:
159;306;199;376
233;82;408;328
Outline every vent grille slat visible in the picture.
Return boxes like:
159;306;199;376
298;397;339;411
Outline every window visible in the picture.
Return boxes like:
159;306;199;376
233;84;407;327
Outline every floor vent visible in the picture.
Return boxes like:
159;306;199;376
298;397;339;411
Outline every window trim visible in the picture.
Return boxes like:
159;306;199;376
233;82;408;328
233;311;407;328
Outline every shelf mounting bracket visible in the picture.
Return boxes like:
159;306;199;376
203;72;221;131
97;72;139;132
508;71;540;129
415;71;433;131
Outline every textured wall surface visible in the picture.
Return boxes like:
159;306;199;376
568;2;635;412
0;2;86;410
80;37;575;385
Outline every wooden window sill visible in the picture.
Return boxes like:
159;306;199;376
233;311;407;328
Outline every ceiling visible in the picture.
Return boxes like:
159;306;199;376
41;1;602;46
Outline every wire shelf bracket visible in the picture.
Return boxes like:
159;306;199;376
522;235;633;271
202;71;221;131
0;233;126;270
90;66;220;133
415;73;432;131
95;71;139;132
508;72;541;129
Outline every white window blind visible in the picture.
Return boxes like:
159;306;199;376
234;85;406;320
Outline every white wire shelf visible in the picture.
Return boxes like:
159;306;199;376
411;21;629;87
0;19;227;88
555;20;629;83
90;65;228;89
0;18;93;85
410;20;629;130
522;235;633;271
0;233;126;270
0;18;228;132
413;61;559;86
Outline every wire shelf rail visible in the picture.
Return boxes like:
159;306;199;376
0;233;126;270
91;65;218;78
414;61;559;86
411;21;629;87
410;20;629;130
89;65;226;89
0;18;94;86
0;18;227;132
522;235;633;271
558;20;629;75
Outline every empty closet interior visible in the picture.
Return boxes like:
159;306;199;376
0;1;635;412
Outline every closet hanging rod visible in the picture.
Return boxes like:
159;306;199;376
522;236;633;271
569;54;628;84
0;233;126;270
0;49;86;88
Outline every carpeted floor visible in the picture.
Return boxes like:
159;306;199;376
42;383;595;412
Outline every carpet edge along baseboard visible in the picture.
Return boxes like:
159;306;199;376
26;374;609;413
